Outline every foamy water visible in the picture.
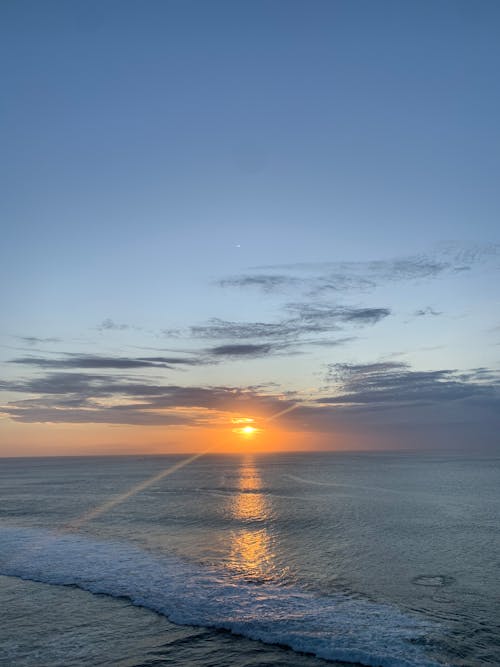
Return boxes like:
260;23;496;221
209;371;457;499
0;526;439;667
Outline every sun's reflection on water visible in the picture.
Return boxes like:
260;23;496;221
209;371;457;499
228;457;276;582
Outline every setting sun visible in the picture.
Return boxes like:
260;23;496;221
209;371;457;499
231;418;262;439
233;425;260;437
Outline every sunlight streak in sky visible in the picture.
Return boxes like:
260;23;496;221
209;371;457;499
265;402;301;422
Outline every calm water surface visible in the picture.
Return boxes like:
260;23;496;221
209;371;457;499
0;452;499;667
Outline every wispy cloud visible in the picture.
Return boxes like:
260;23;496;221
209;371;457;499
97;318;131;331
217;274;300;292
286;303;391;326
321;362;500;406
218;243;500;297
414;307;442;317
208;343;275;357
191;304;389;345
9;353;202;370
190;318;312;340
16;336;61;345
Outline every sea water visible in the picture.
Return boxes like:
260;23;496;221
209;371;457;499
0;452;498;666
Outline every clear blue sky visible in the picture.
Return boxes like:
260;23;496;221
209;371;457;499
1;0;499;454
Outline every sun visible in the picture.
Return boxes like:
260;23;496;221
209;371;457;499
234;425;260;437
241;425;257;435
232;417;261;438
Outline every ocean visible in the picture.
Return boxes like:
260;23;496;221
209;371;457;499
0;452;498;667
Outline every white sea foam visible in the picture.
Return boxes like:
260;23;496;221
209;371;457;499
0;526;443;667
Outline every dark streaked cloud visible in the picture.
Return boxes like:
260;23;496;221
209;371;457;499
287;303;391;326
0;373;282;408
191;304;389;344
0;371;298;425
365;257;447;282
9;355;167;370
2;404;197;426
297;336;356;348
184;302;389;358
218;244;500;297
217;274;300;292
278;362;500;450
414;307;442;317
17;336;61;345
190;317;325;340
312;275;376;294
331;362;406;378
9;354;201;370
205;338;352;358
0;372;118;397
97;318;130;331
260;242;500;275
342;308;390;324
137;356;203;365
222;254;450;294
322;362;500;406
209;343;275;357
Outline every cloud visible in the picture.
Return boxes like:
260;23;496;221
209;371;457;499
311;275;376;294
9;354;201;370
191;305;389;345
208;343;275;357
414;307;442;317
203;337;354;359
218;243;500;296
286;303;391;326
297;336;356;348
184;304;388;360
17;336;61;345
321;362;500;406
97;318;130;331
0;372;117;397
190;318;314;340
364;257;447;282
218;273;377;296
0;371;297;425
1;403;194;426
217;274;300;292
272;361;500;450
132;356;204;366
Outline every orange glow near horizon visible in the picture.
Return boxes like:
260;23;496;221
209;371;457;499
0;402;349;457
0;420;337;456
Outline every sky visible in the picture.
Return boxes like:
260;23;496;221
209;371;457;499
1;0;500;456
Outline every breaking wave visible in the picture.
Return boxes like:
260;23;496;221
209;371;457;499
0;526;442;667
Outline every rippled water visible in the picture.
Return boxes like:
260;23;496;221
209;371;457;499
0;452;499;666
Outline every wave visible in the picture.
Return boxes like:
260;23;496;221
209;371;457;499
284;474;408;496
0;526;442;667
